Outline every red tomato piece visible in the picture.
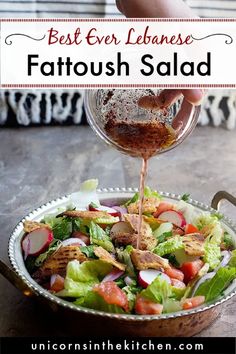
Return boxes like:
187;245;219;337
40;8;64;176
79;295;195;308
50;275;65;292
165;268;185;282
135;296;163;315
180;260;204;284
182;296;205;310
185;224;199;235
171;278;186;289
153;202;173;218
93;281;129;312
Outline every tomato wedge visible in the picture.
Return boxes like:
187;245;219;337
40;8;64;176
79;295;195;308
135;296;163;315
182;296;205;310
50;274;65;292
93;281;129;312
180;260;204;284
185;224;199;235
165;268;184;282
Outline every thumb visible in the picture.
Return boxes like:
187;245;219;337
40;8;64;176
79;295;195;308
181;89;205;106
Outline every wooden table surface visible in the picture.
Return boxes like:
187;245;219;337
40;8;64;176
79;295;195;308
0;125;235;337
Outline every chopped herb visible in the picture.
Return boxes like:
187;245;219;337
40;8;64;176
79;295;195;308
80;245;97;258
212;212;224;221
90;202;99;209
223;232;234;249
181;193;190;202
158;231;173;243
166;254;180;268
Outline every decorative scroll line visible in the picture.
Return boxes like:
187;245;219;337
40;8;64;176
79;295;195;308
191;33;233;45
5;33;46;45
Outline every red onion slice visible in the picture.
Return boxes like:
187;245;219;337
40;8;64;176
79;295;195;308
218;251;231;269
61;238;86;247
112;206;128;220
102;269;124;282
192;272;216;296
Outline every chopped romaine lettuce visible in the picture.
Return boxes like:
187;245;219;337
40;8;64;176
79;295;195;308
43;216;72;240
125;186;162;207
141;276;185;307
122;285;140;311
80;245;96;258
35;239;61;267
203;242;221;270
70;179;100;210
229;250;236;267
57;260;112;298
153;236;184;257
163;299;182;313
116;246;136;278
89;222;114;252
195;266;236;302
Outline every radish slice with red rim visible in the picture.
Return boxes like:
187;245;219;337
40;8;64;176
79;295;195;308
138;270;171;288
61;238;86;247
22;228;53;257
158;210;186;228
88;204;120;217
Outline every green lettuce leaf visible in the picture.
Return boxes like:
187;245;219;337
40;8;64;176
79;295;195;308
43;216;72;240
89;222;114;252
223;232;235;249
116;246;136;278
153;236;184;257
203;242;221;271
122;285;140;311
35;239;61;267
124;186;162;207
163;299;182;313
228;250;236;267
153;222;173;241
141;276;172;304
80;245;96;258
195;266;236;302
57;260;112;298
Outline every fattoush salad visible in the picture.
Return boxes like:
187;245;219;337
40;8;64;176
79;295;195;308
22;180;236;315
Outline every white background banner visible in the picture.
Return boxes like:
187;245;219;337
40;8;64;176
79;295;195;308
1;19;236;88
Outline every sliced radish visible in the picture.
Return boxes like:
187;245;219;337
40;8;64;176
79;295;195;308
22;227;53;257
171;279;186;289
72;231;90;246
50;274;65;292
102;269;124;282
89;204;120;217
110;221;134;237
154;202;173;218
138;270;171;288
158;210;186;228
61;238;86;247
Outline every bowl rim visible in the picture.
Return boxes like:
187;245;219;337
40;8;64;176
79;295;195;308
8;188;236;322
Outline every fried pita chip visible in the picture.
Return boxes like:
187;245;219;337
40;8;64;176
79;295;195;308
94;246;126;271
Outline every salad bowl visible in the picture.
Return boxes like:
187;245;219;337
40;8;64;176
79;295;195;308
0;188;236;337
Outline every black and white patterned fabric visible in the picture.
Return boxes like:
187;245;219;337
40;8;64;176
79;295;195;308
0;0;236;129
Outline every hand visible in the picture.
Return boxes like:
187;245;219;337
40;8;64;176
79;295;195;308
116;0;194;18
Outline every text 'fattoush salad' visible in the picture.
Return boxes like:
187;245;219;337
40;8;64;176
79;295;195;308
22;180;236;315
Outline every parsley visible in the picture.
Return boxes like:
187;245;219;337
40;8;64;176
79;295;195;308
166;254;180;268
181;193;190;202
158;231;173;243
212;212;224;221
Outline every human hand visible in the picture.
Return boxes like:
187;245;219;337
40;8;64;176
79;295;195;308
116;0;194;18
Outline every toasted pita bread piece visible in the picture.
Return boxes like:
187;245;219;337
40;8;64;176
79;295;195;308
23;220;50;233
127;197;161;215
59;210;111;219
94;246;126;271
182;233;205;257
124;214;157;251
34;245;87;280
131;249;170;271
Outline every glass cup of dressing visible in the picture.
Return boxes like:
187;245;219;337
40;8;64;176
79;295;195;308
84;89;201;159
